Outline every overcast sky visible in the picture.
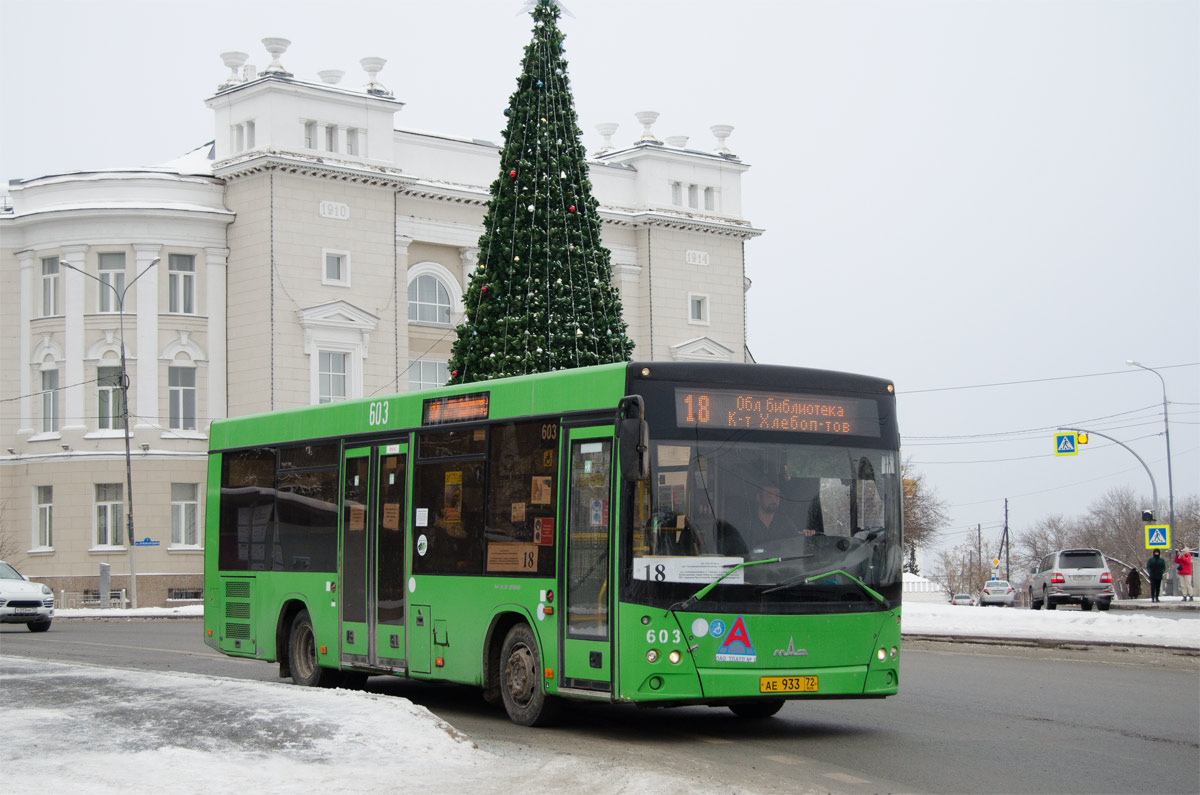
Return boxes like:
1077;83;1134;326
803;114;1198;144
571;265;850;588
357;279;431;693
2;0;1197;556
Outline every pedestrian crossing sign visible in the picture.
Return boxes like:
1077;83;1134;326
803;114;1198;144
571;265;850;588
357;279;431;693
1054;433;1077;456
1145;524;1171;550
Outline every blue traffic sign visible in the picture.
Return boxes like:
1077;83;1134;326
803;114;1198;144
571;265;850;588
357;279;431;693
1145;524;1171;550
1054;433;1077;456
133;537;160;547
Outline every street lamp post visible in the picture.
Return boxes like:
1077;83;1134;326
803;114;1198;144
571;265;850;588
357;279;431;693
1126;360;1175;533
62;257;158;609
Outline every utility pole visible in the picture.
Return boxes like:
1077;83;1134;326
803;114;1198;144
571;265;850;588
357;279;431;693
1004;499;1010;583
976;524;982;589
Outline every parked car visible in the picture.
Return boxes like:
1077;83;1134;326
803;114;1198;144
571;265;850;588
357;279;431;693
979;579;1016;607
1028;548;1114;611
949;593;975;606
0;560;54;631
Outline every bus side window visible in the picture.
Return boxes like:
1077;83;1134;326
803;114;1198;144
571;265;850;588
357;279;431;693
484;421;558;577
412;429;486;575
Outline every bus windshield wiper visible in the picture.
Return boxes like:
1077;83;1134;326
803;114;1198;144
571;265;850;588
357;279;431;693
670;557;800;612
763;568;886;605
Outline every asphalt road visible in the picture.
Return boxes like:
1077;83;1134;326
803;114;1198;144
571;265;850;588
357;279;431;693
3;620;1197;794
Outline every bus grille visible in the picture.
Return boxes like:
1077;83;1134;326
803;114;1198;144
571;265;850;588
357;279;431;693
226;602;251;619
225;623;251;639
225;580;251;599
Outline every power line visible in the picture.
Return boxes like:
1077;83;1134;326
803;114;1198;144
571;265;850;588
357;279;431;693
898;361;1198;395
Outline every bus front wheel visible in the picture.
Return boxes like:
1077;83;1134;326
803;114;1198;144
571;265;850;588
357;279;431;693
289;609;342;688
499;623;560;726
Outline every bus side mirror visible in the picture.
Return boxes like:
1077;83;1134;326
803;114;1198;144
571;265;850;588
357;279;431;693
619;417;650;482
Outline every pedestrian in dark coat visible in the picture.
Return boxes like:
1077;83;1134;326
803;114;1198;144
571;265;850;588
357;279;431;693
1146;550;1167;602
1125;566;1142;599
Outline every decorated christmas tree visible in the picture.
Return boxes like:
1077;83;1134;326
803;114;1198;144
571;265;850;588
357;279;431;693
446;0;634;384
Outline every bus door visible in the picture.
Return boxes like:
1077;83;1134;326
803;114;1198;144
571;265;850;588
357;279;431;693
374;442;408;670
340;447;373;668
560;427;615;692
340;442;409;672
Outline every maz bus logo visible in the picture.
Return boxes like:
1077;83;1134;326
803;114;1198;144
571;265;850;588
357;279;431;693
773;637;808;657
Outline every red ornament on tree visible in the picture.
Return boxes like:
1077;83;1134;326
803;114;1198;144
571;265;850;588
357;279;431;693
509;170;517;178
568;205;576;213
481;286;488;294
452;370;459;377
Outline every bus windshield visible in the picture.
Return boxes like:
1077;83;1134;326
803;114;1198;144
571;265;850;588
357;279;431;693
624;436;903;614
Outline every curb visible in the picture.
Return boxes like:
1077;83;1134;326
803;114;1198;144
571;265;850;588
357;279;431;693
903;633;1200;655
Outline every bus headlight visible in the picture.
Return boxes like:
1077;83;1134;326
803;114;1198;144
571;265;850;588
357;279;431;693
668;650;682;664
890;646;898;659
877;648;886;661
646;649;659;663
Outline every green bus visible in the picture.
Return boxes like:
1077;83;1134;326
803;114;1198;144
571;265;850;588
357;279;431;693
203;361;903;725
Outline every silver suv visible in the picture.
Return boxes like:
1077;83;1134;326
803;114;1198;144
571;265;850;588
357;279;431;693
1029;548;1114;611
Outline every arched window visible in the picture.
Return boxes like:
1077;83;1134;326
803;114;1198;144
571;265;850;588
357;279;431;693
408;273;452;325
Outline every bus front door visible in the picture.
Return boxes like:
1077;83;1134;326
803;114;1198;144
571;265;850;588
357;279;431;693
560;429;614;692
339;443;409;673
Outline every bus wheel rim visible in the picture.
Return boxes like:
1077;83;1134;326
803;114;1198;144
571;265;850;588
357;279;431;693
505;643;535;706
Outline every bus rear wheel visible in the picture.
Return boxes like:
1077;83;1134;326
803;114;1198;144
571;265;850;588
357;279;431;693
730;699;785;719
289;609;342;688
499;623;560;726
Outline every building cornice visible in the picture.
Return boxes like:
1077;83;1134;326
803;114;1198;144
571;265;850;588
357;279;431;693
213;150;415;187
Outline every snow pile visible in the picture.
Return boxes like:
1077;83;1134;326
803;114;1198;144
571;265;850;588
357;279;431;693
902;601;1198;648
2;657;726;795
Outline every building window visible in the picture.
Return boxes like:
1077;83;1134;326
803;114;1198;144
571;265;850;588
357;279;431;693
408;359;449;391
318;351;347;404
35;486;53;549
304;121;316;149
168;587;203;601
40;369;59;433
407;274;452;324
322;250;350;287
688;293;710;325
171;483;200;547
234;124;244;152
688;184;699;209
671;181;682;206
169;367;197;430
168;254;196;314
346;128;359;155
97;366;125;430
325;124;337;151
245;121;255;148
41;256;60;317
95;483;124;547
98;253;126;312
704;187;715;212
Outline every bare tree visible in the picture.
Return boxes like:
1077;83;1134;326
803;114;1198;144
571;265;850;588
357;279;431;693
931;543;976;598
902;458;949;573
0;497;23;563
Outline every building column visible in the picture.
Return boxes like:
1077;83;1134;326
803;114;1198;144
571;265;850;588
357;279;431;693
16;250;36;436
205;247;229;424
133;244;161;430
59;245;89;433
395;233;412;383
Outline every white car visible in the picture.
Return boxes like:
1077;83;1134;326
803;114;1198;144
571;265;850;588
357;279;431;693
979;580;1016;607
0;560;54;632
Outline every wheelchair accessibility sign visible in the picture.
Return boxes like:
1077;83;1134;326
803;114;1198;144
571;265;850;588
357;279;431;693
1054;433;1077;456
1145;524;1171;550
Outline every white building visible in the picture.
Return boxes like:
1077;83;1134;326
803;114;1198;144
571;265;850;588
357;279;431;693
0;39;761;605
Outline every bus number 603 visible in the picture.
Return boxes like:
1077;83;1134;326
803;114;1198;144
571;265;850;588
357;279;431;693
647;629;682;644
368;401;389;427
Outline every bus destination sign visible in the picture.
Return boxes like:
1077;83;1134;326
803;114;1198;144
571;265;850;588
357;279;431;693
675;388;880;437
